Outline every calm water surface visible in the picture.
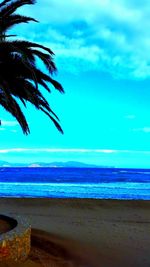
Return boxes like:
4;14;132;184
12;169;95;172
0;167;150;199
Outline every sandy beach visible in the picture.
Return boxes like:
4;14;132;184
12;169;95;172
0;198;150;267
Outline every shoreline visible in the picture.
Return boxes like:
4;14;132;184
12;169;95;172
0;198;150;266
0;181;150;199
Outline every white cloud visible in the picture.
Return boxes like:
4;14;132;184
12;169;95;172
125;115;136;119
132;127;150;133
143;127;150;133
10;129;17;133
18;0;142;25
0;148;117;154
94;149;116;153
1;120;18;127
1;148;150;155
12;0;150;79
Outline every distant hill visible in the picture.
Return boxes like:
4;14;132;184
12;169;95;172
29;161;99;168
0;160;110;168
0;161;12;167
0;161;26;167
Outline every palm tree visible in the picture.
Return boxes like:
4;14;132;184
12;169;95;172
0;0;64;134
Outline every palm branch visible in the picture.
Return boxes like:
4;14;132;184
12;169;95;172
0;0;64;134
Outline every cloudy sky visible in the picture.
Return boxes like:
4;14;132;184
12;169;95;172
1;0;150;167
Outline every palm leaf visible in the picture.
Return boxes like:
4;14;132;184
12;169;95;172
0;0;36;17
0;0;64;134
0;91;30;134
31;49;56;74
40;108;63;134
9;40;55;55
0;0;11;9
1;14;38;32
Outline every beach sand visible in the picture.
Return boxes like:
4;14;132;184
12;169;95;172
0;198;150;267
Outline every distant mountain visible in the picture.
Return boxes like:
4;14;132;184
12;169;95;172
0;161;26;167
29;161;99;168
0;161;12;167
0;160;108;168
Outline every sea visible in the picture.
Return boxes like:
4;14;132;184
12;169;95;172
0;167;150;199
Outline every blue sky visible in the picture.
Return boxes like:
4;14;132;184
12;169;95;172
1;0;150;167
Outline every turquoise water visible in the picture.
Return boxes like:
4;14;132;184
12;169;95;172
0;182;150;199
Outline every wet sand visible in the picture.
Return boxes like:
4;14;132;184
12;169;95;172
0;198;150;267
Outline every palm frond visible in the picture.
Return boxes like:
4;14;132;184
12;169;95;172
9;40;55;55
1;14;38;32
0;34;17;38
48;78;64;93
40;107;63;134
12;78;60;121
0;0;36;17
0;91;30;134
0;0;11;9
31;49;56;74
32;68;64;93
0;0;64;134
